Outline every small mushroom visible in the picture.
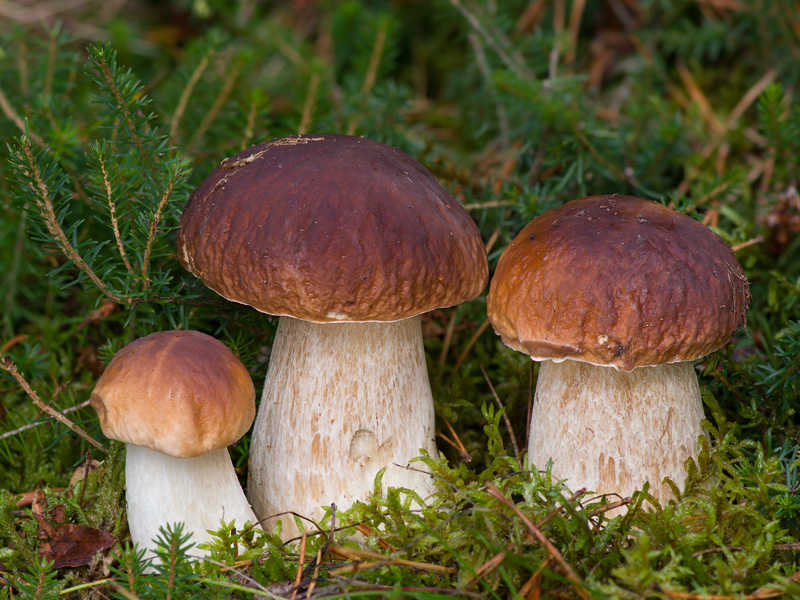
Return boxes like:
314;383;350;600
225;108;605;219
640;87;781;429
487;194;750;507
90;330;259;562
177;134;489;536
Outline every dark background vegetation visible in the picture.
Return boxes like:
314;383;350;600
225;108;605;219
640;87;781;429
0;0;798;598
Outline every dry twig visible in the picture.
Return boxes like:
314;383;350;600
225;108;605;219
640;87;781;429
565;0;587;64
448;0;528;78
289;530;308;600
329;546;457;576
700;68;779;159
301;504;337;578
355;522;396;551
732;236;764;253
0;399;91;441
484;482;591;600
650;570;800;600
463;199;515;210
440;416;471;461
464;544;511;590
519;556;552;598
516;0;547;33
438;310;458;369
189;61;242;153
585;496;632;518
0;84;48;147
170;49;213;145
0;355;106;453
298;71;321;135
468;31;510;148
454;319;491;372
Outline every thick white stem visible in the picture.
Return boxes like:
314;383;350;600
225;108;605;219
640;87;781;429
528;360;705;508
247;316;437;537
126;444;259;565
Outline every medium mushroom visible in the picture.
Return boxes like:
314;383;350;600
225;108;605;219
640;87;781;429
177;134;488;536
487;194;750;507
90;330;259;561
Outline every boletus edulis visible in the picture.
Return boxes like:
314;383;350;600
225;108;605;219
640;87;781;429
487;194;750;509
177;134;489;536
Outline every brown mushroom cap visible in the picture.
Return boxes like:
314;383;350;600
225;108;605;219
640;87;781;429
90;331;256;458
177;134;489;323
487;194;750;371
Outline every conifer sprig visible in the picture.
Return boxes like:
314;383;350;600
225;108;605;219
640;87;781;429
8;43;191;314
14;558;63;600
12;135;128;305
88;44;159;181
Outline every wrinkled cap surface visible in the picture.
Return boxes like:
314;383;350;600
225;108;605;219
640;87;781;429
90;331;256;458
177;134;488;322
487;194;750;371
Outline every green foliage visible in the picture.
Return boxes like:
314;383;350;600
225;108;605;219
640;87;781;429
108;542;149;598
149;524;200;597
1;1;799;598
757;82;800;186
604;400;800;598
13;559;64;600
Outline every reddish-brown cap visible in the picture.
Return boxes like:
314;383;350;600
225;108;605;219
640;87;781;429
90;331;255;458
177;134;488;323
487;195;750;371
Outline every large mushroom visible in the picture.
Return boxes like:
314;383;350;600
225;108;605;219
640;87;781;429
177;134;488;535
487;194;750;506
90;330;259;562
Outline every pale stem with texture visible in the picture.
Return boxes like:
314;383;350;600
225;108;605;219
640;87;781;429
126;444;259;565
247;316;438;537
528;360;706;507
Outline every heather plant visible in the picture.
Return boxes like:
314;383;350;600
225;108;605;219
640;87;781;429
0;1;799;598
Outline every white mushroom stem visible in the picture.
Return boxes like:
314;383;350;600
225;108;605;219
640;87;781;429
248;315;438;538
125;444;259;566
528;360;706;509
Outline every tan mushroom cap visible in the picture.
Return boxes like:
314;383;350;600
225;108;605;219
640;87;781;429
487;194;750;371
90;330;256;458
177;134;489;323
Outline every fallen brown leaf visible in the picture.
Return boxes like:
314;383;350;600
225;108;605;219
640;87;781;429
33;505;115;568
39;523;115;568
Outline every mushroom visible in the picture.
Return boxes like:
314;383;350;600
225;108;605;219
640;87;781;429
90;330;259;562
487;194;750;507
177;134;488;536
